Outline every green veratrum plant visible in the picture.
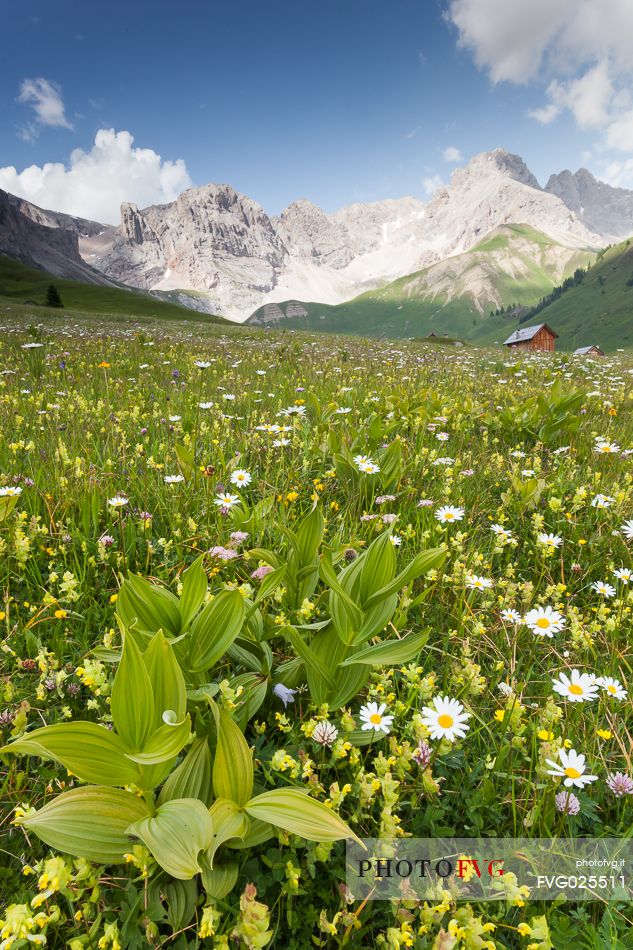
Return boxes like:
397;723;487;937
114;555;286;724
248;504;324;610
1;636;360;911
486;377;584;445
284;528;446;709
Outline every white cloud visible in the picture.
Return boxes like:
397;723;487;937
442;145;463;162
423;174;444;196
0;129;192;224
17;78;73;141
447;0;633;161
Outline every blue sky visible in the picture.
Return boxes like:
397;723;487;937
1;0;632;222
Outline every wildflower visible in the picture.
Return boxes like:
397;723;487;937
465;574;493;591
198;401;214;409
524;605;565;637
214;493;240;509
595;439;621;454
312;721;339;746
420;696;470;742
359;702;394;735
546;748;598;789
412;740;432;768
606;773;633;796
537;532;563;548
389;534;402;546
164;474;185;484
230;469;252;487
194;360;212;369
591;493;614;508
209;545;238;561
621;520;633;540
591;580;616;598
273;683;297;707
0;486;22;497
107;495;128;509
230;530;249;543
596;677;628;700
555;790;581;814
613;568;632;584
552;670;599;703
500;609;522;624
251;565;274;580
435;505;465;523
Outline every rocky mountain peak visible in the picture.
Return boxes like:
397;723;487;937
454;149;541;190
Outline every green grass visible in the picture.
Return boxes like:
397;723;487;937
0;254;227;324
515;237;633;351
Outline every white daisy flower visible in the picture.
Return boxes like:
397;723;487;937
552;670;599;703
546;748;598;789
389;534;402;546
435;505;465;524
591;494;614;508
359;702;394;735
500;608;522;624
420;696;471;742
0;485;23;497
164;474;185;484
194;360;212;368
214;493;240;509
198;401;214;410
524;606;566;637
596;677;628;701
621;520;633;540
108;495;129;509
230;469;252;487
613;568;632;584
272;438;290;447
591;580;616;598
537;532;563;548
466;574;493;591
595;440;621;454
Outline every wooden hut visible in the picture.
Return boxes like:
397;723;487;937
503;323;558;352
574;345;604;356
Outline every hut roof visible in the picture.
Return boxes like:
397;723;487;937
502;323;559;346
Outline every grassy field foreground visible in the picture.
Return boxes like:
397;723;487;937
0;316;632;948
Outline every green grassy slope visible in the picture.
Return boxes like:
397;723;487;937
0;255;227;324
248;224;596;343
506;237;633;351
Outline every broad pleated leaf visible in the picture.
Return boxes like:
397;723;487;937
158;737;213;806
340;628;430;667
143;632;186;731
0;722;140;786
200;858;239;900
179;556;208;628
116;573;182;636
188;590;245;672
124;712;191;764
210;700;253;806
127;798;214;880
20;786;151;864
245;788;362;845
111;632;154;751
206;798;249;866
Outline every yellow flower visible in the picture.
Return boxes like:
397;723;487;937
98;361;111;368
537;729;554;741
286;491;299;502
597;728;613;740
517;922;532;936
54;609;67;619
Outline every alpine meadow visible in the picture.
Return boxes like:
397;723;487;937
3;0;633;947
0;309;632;947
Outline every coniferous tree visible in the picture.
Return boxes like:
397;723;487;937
45;284;63;308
